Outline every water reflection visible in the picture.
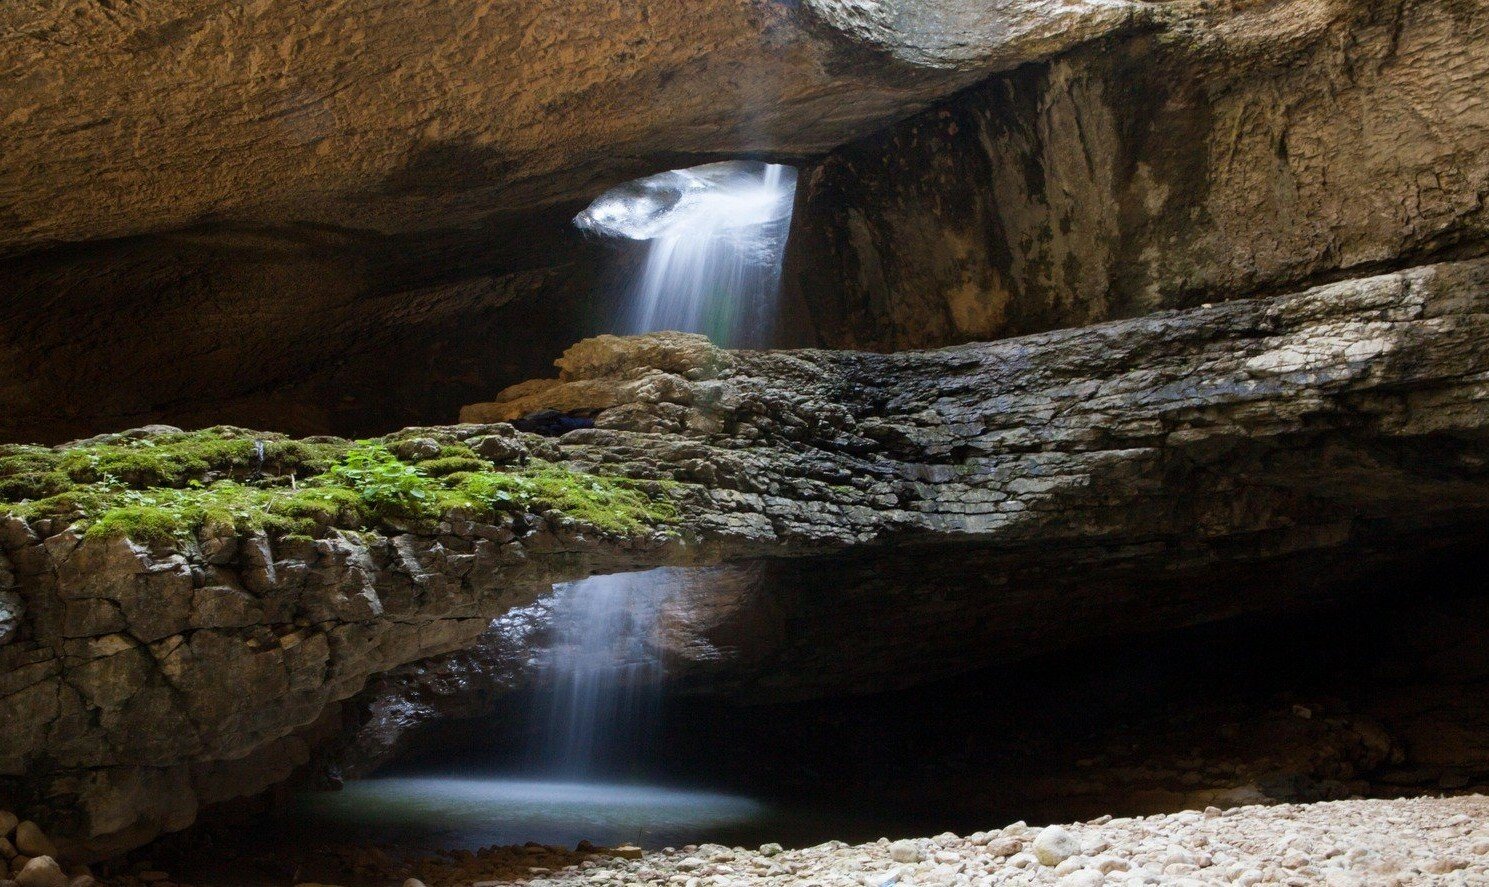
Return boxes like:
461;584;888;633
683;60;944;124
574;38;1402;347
295;777;768;850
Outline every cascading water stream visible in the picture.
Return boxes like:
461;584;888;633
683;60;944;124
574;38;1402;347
536;570;669;777
576;160;798;348
520;162;799;778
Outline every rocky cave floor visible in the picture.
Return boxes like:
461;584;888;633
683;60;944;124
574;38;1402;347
76;796;1489;887
335;795;1489;886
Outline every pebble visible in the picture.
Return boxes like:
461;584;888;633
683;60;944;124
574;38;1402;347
11;827;53;862
887;841;921;864
14;857;65;887
1033;825;1081;866
0;815;15;838
1091;855;1130;873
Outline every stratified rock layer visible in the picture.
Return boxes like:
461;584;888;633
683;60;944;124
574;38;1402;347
4;258;1489;855
789;0;1489;349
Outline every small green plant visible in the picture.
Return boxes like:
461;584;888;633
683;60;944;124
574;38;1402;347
318;444;434;518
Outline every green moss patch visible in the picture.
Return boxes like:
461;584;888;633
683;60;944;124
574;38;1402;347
454;466;677;534
1;432;678;545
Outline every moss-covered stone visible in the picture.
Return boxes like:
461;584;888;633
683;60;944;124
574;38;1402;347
0;429;678;543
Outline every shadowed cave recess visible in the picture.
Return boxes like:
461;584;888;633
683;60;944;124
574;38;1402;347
3;0;1489;883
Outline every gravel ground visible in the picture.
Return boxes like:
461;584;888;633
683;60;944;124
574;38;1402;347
393;795;1488;887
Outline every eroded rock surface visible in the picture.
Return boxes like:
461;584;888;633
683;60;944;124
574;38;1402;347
8;0;1484;445
0;0;1154;256
4;259;1489;855
0;0;1170;444
790;0;1489;349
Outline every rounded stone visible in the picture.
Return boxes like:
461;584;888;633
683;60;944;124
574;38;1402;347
0;813;16;837
15;857;66;887
10;827;53;863
1032;825;1080;866
888;840;923;863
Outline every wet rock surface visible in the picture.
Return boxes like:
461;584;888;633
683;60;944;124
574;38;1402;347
5;258;1489;855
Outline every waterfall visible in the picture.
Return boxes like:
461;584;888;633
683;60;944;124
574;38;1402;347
523;162;798;779
575;160;798;348
535;570;671;777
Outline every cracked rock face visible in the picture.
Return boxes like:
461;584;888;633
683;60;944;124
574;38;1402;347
788;0;1489;350
4;258;1489;856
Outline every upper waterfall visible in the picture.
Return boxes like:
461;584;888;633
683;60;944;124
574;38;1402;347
574;160;798;348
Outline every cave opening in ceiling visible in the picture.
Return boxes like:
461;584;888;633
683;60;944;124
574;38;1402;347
574;160;799;349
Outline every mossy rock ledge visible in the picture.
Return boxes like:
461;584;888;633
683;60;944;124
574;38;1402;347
6;263;1489;857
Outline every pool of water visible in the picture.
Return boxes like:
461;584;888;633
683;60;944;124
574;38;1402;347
292;777;775;850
